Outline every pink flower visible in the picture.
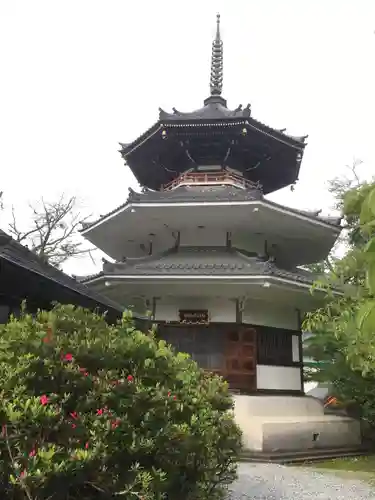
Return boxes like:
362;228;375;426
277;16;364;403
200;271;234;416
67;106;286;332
111;419;121;429
20;469;26;478
127;375;134;382
96;408;103;416
70;412;78;420
167;391;171;397
85;441;89;449
79;367;89;376
71;423;77;429
173;395;177;401
1;425;6;437
63;353;73;362
29;449;36;458
40;395;49;406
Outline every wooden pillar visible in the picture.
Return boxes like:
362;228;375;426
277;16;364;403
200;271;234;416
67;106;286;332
226;231;232;250
296;308;304;394
151;297;159;320
174;231;181;249
235;298;243;323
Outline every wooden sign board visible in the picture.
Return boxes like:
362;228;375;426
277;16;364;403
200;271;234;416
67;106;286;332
179;309;209;323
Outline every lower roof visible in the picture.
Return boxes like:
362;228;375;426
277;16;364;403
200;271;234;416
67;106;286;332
79;246;316;286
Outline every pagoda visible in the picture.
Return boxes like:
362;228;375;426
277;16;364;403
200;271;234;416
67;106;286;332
79;15;361;454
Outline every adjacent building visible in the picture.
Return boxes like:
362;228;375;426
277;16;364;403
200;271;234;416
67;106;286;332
0;229;123;324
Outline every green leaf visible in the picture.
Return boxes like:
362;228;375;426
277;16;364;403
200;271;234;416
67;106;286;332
364;237;375;259
356;300;375;331
366;261;375;295
367;187;375;216
360;193;373;225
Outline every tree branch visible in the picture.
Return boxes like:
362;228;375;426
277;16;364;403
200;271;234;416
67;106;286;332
8;194;95;268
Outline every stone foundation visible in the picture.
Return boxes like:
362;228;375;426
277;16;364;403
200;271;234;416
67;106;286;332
233;395;361;452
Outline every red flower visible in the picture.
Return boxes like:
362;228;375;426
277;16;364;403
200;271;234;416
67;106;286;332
173;395;177;401
29;449;36;458
111;419;121;429
63;353;73;362
96;408;104;416
127;375;134;382
71;423;77;429
167;391;171;397
20;470;26;478
85;441;89;449
70;412;78;420
40;395;49;406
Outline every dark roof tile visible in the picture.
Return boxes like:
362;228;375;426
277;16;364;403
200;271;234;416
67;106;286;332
80;246;315;284
80;185;342;232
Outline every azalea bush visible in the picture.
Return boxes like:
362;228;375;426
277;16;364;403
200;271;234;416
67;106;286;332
0;304;241;499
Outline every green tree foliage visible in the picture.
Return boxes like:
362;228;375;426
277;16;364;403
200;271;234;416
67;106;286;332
304;179;375;426
0;304;241;499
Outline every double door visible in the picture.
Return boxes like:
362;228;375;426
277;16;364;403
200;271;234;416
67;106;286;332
223;327;257;392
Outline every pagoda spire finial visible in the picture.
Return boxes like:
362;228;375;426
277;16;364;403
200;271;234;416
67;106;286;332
210;13;223;96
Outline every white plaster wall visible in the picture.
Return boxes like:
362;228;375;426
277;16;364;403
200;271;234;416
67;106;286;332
257;365;302;391
154;297;236;322
243;299;299;330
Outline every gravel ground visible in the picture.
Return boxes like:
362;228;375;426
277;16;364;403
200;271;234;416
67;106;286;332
227;463;375;499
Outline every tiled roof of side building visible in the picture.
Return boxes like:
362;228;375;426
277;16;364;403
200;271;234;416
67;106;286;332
0;230;124;312
79;185;342;232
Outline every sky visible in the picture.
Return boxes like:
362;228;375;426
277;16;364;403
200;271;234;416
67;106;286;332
1;0;375;276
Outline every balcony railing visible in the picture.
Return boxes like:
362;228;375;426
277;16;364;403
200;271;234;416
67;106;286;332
162;171;261;191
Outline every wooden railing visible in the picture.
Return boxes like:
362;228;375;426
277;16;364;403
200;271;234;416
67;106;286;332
162;171;261;191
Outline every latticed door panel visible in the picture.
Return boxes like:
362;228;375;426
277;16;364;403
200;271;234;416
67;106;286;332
224;328;257;392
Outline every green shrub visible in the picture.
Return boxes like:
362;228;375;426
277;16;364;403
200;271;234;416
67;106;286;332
0;304;241;499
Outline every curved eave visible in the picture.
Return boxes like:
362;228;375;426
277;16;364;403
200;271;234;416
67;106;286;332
80;198;342;236
120;116;306;160
81;273;326;291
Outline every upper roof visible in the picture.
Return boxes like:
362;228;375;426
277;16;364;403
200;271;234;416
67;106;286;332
0;229;124;315
78;246;316;285
118;15;307;194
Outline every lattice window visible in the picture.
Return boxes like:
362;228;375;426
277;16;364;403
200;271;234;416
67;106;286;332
257;326;295;365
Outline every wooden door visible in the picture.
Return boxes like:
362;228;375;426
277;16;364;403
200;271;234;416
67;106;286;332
224;327;257;393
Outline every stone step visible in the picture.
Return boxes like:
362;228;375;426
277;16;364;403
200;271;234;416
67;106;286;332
239;445;371;464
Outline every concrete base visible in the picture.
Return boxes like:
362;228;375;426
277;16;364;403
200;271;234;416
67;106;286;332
233;394;361;453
